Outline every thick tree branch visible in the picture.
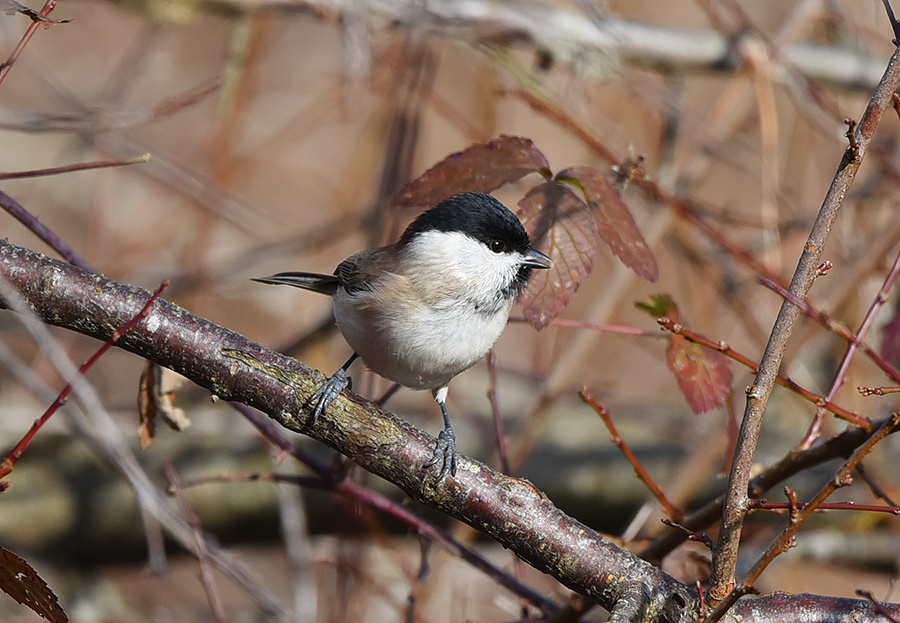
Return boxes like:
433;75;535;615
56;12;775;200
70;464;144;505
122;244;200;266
0;239;694;621
3;239;900;622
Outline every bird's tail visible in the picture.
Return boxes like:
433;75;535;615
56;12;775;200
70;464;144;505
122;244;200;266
252;272;340;296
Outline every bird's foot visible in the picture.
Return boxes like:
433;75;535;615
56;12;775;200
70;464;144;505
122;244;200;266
306;368;350;428
423;426;457;480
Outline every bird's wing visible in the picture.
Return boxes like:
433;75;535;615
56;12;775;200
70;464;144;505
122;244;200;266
334;249;393;294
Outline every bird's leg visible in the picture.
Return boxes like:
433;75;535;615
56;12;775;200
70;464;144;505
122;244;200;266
423;387;457;479
307;353;358;427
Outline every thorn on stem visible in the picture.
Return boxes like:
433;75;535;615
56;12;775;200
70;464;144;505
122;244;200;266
661;518;715;549
784;486;800;522
844;118;861;162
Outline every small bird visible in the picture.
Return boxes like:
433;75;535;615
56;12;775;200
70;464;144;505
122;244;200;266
254;191;551;479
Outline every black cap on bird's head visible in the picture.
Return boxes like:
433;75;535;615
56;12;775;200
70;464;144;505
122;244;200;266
400;192;551;284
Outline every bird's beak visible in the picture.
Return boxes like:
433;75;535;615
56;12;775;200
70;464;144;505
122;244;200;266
523;248;552;269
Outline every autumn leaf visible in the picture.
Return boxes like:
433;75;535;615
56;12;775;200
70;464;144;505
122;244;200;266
517;182;602;329
667;334;733;413
0;546;67;623
395;135;550;207
517;167;658;328
558;166;659;282
138;361;191;449
638;295;732;413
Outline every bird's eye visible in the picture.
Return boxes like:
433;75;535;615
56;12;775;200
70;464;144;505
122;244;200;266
489;240;506;253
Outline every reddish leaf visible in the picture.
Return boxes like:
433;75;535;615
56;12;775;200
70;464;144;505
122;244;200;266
517;183;602;329
637;295;732;412
558;166;659;282
639;295;732;413
667;334;733;413
395;135;550;207
0;546;67;623
881;304;900;362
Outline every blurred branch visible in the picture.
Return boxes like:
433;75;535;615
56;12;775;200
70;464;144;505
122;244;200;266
164;464;230;623
0;268;291;620
0;190;94;272
230;0;889;89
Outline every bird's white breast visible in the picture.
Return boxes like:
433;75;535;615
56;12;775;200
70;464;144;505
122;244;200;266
331;230;521;392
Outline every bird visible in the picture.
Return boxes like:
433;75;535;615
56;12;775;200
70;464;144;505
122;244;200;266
253;191;551;479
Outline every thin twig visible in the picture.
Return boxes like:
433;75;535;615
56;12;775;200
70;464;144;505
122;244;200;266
747;499;900;515
660;519;715;549
859;385;900;395
759;277;900;386
0;154;150;180
0;0;63;88
486;351;512;475
488;351;539;618
164;464;230;623
0;190;94;271
855;463;899;507
705;412;900;621
580;389;682;520
883;0;900;45
799;244;900;447
0;281;168;480
859;588;900;623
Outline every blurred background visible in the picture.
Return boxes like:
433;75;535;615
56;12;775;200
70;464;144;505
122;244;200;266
0;0;899;621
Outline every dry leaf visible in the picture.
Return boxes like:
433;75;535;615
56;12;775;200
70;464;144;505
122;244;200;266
0;546;68;623
517;182;601;329
667;335;733;413
559;166;659;282
395;135;550;207
138;361;190;449
639;295;732;413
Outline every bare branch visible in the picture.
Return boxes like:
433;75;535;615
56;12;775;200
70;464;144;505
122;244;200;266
708;44;900;605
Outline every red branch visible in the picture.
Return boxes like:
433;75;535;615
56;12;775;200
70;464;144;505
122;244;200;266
580;389;682;520
0;0;63;88
0;280;169;481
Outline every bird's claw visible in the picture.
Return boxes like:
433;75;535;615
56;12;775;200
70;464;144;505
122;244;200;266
307;368;350;427
423;427;457;480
